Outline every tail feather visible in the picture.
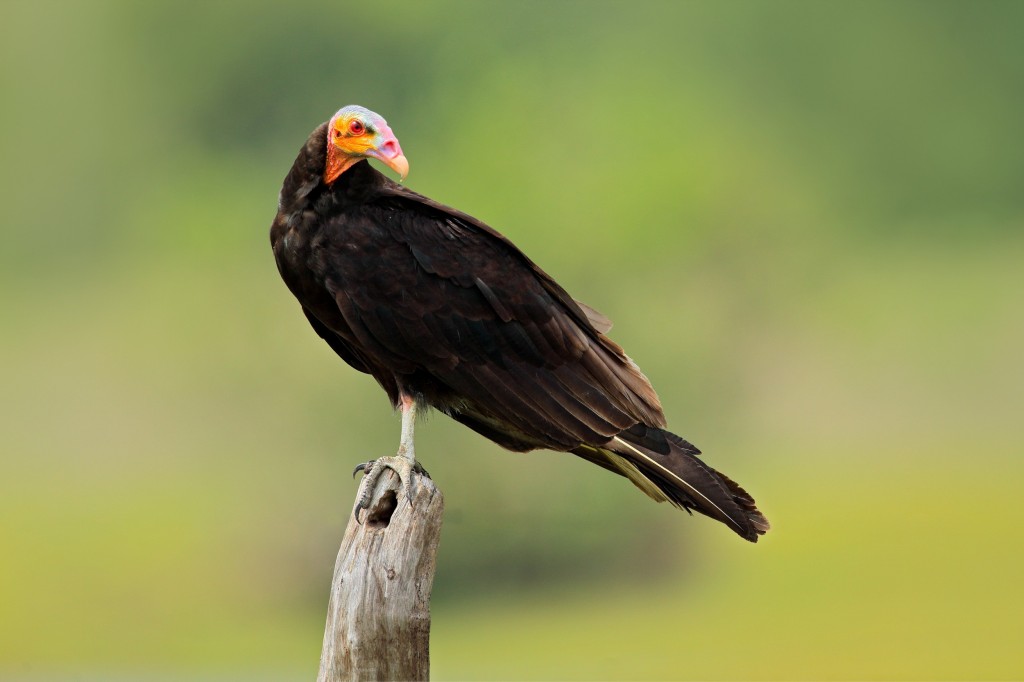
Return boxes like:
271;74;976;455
591;426;769;542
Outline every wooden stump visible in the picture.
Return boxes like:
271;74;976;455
317;467;444;682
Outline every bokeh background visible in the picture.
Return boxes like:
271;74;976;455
2;1;1022;679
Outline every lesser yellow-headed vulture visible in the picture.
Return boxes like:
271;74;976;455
271;105;769;541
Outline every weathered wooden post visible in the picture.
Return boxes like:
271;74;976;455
317;468;444;682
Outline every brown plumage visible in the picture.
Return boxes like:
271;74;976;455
271;107;769;541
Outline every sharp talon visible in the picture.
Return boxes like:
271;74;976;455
350;455;427;521
353;491;372;525
351;462;377;524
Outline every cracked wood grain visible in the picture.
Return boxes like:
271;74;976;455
317;468;444;682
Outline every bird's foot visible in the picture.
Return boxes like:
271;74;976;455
352;456;431;523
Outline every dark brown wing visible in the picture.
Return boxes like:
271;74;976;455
313;186;665;452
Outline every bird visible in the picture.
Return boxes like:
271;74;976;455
271;105;769;541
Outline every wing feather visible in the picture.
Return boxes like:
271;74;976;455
316;190;666;449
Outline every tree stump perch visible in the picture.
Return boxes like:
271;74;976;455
317;467;444;682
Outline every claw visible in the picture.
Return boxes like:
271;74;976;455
351;461;378;524
351;455;430;518
352;488;372;525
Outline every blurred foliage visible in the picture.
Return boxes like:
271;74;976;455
1;0;1023;679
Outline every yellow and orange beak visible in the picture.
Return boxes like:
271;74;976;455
324;106;409;184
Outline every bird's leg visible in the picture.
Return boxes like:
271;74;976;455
353;395;431;521
397;393;418;461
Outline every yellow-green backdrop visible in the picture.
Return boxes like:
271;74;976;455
2;1;1021;679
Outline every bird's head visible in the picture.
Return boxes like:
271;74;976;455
324;105;409;184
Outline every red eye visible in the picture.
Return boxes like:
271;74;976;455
348;119;365;135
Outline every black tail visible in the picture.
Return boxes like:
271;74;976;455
579;424;769;542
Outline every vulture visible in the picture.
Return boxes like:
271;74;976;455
271;105;769;541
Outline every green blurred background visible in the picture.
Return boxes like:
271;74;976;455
2;1;1022;679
